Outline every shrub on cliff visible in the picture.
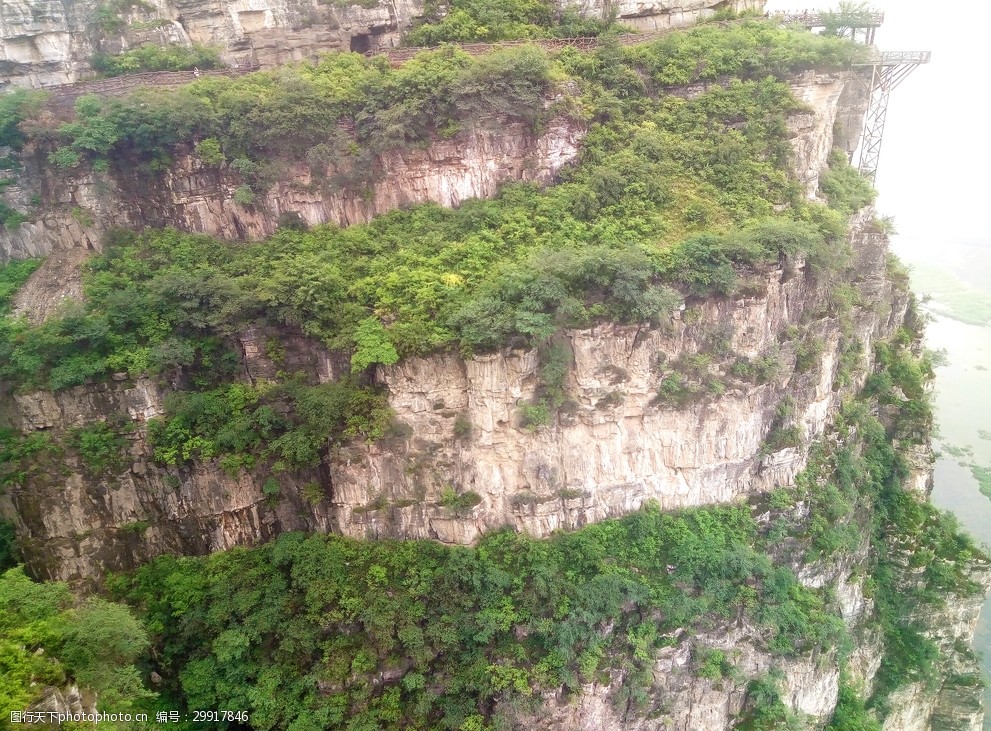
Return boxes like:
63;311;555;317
626;19;871;86
0;567;152;716
404;0;560;45
91;43;222;77
0;89;44;150
147;378;392;474
40;46;554;174
819;149;877;213
0;260;40;311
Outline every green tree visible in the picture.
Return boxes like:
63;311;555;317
0;568;152;715
59;598;152;708
351;317;400;372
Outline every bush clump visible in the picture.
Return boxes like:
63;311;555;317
148;378;392;475
819;149;877;214
112;500;842;730
91;44;222;77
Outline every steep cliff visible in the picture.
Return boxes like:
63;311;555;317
1;0;426;88
0;18;985;731
0;66;852;269
1;63;876;582
1;116;585;264
0;206;901;582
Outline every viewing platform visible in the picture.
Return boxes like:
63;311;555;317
770;8;884;43
771;10;885;28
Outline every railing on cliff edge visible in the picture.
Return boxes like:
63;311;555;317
770;10;885;28
771;9;884;46
772;9;933;182
363;31;662;66
45;65;261;110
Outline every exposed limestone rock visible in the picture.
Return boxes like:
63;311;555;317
788;70;850;198
0;207;908;585
879;512;991;731
519;628;838;730
0;0;418;89
570;0;765;33
334;215;901;547
0;117;584;264
927;673;987;731
11;247;89;324
26;683;97;717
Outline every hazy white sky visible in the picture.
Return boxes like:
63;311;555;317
767;0;991;244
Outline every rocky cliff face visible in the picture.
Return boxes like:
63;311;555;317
0;68;879;577
0;34;985;730
881;551;991;731
0;202;905;583
0;115;585;264
0;0;760;89
522;628;842;730
0;67;850;267
0;0;422;89
0;206;921;728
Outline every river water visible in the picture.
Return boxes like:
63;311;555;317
895;236;991;723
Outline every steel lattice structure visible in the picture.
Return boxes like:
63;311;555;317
855;52;931;182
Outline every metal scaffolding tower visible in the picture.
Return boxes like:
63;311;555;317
854;51;931;183
774;8;930;182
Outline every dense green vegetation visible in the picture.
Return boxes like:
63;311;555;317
0;259;41;311
0;89;42;150
0;567;150;718
0;520;16;572
114;503;841;730
92;43;223;77
0;201;28;230
790;327;986;717
148;378;392;475
404;0;612;45
67;419;131;476
825;680;881;731
854;335;986;715
42;46;555;179
819;149;877;214
0;21;869;397
2;20;977;728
